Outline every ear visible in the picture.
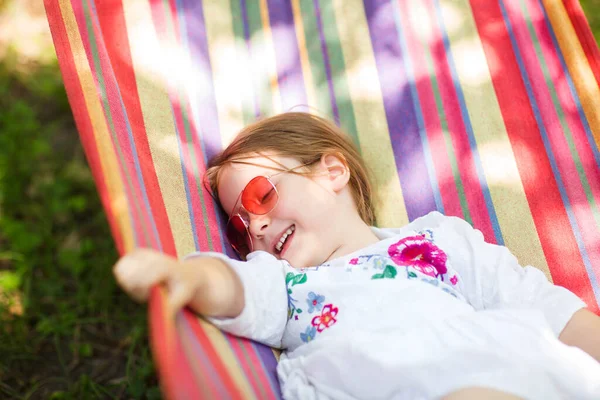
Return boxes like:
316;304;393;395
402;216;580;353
319;153;350;192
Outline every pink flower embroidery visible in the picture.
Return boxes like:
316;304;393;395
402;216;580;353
349;258;359;265
311;304;339;332
450;275;458;285
388;236;448;278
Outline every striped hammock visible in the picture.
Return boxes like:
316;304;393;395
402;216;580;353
45;0;600;398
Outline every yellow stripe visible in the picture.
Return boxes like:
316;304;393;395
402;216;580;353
259;0;282;115
291;0;318;110
121;0;195;257
331;0;408;227
202;0;245;146
542;0;600;149
441;0;550;278
58;0;135;252
202;320;257;398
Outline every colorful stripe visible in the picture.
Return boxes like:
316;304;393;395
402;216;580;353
44;0;600;398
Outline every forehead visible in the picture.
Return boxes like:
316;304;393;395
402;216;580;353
217;155;297;215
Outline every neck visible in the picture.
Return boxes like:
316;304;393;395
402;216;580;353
324;211;380;262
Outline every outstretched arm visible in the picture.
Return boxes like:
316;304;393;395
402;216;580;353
114;248;244;318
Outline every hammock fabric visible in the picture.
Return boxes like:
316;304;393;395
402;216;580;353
45;0;600;398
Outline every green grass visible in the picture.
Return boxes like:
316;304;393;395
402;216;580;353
0;52;159;398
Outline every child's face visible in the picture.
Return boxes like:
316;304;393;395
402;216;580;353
218;154;344;268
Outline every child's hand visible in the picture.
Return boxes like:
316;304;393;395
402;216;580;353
113;248;203;312
113;249;245;318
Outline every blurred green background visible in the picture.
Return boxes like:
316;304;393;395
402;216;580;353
0;1;158;399
0;1;598;398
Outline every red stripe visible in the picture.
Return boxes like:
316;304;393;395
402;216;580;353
563;0;600;88
228;337;273;399
44;0;125;254
469;0;597;312
527;0;600;209
508;0;600;297
96;0;177;255
240;340;278;399
71;0;149;247
424;0;496;240
184;313;245;399
148;288;206;399
397;0;463;218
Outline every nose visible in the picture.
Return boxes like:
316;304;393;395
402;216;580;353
247;213;271;238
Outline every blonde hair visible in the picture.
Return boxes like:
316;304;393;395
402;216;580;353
205;112;375;225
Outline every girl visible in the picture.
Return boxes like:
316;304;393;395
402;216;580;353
115;112;600;399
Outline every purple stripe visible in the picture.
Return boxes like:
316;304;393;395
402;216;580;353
266;0;308;112
178;0;229;254
253;342;282;399
241;0;262;118
180;0;223;162
313;0;340;124
364;0;436;220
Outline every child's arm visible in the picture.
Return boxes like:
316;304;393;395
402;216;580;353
114;248;289;348
114;248;244;317
559;308;600;363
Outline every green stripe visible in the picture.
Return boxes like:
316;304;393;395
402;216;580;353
230;0;257;124
521;0;600;229
298;0;334;119
163;0;215;251
316;0;360;145
83;0;150;246
246;0;274;117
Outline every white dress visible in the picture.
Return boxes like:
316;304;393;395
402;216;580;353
187;212;600;399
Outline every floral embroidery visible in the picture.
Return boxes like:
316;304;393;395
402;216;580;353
346;254;377;267
388;236;448;279
418;229;434;241
450;275;458;285
311;304;339;332
371;265;397;280
306;292;325;313
300;326;317;343
286;272;308;321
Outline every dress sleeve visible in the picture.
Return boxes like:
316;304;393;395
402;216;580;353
183;250;289;348
428;212;587;337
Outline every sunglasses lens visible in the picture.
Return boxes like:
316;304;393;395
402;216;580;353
226;215;251;257
241;176;278;214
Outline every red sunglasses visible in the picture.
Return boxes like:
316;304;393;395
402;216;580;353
226;162;315;259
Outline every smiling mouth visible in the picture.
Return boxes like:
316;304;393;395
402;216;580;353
275;225;295;253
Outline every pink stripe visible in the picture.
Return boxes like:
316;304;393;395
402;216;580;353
397;0;463;218
227;337;273;399
424;0;497;240
517;0;600;283
527;0;600;205
72;0;149;246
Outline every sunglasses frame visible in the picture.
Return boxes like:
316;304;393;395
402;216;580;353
225;160;317;259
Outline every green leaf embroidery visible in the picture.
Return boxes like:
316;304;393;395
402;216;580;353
297;309;303;314
372;265;397;280
286;272;295;285
292;274;307;286
408;271;417;278
384;265;397;278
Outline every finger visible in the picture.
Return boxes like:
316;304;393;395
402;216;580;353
114;249;171;302
167;276;194;313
